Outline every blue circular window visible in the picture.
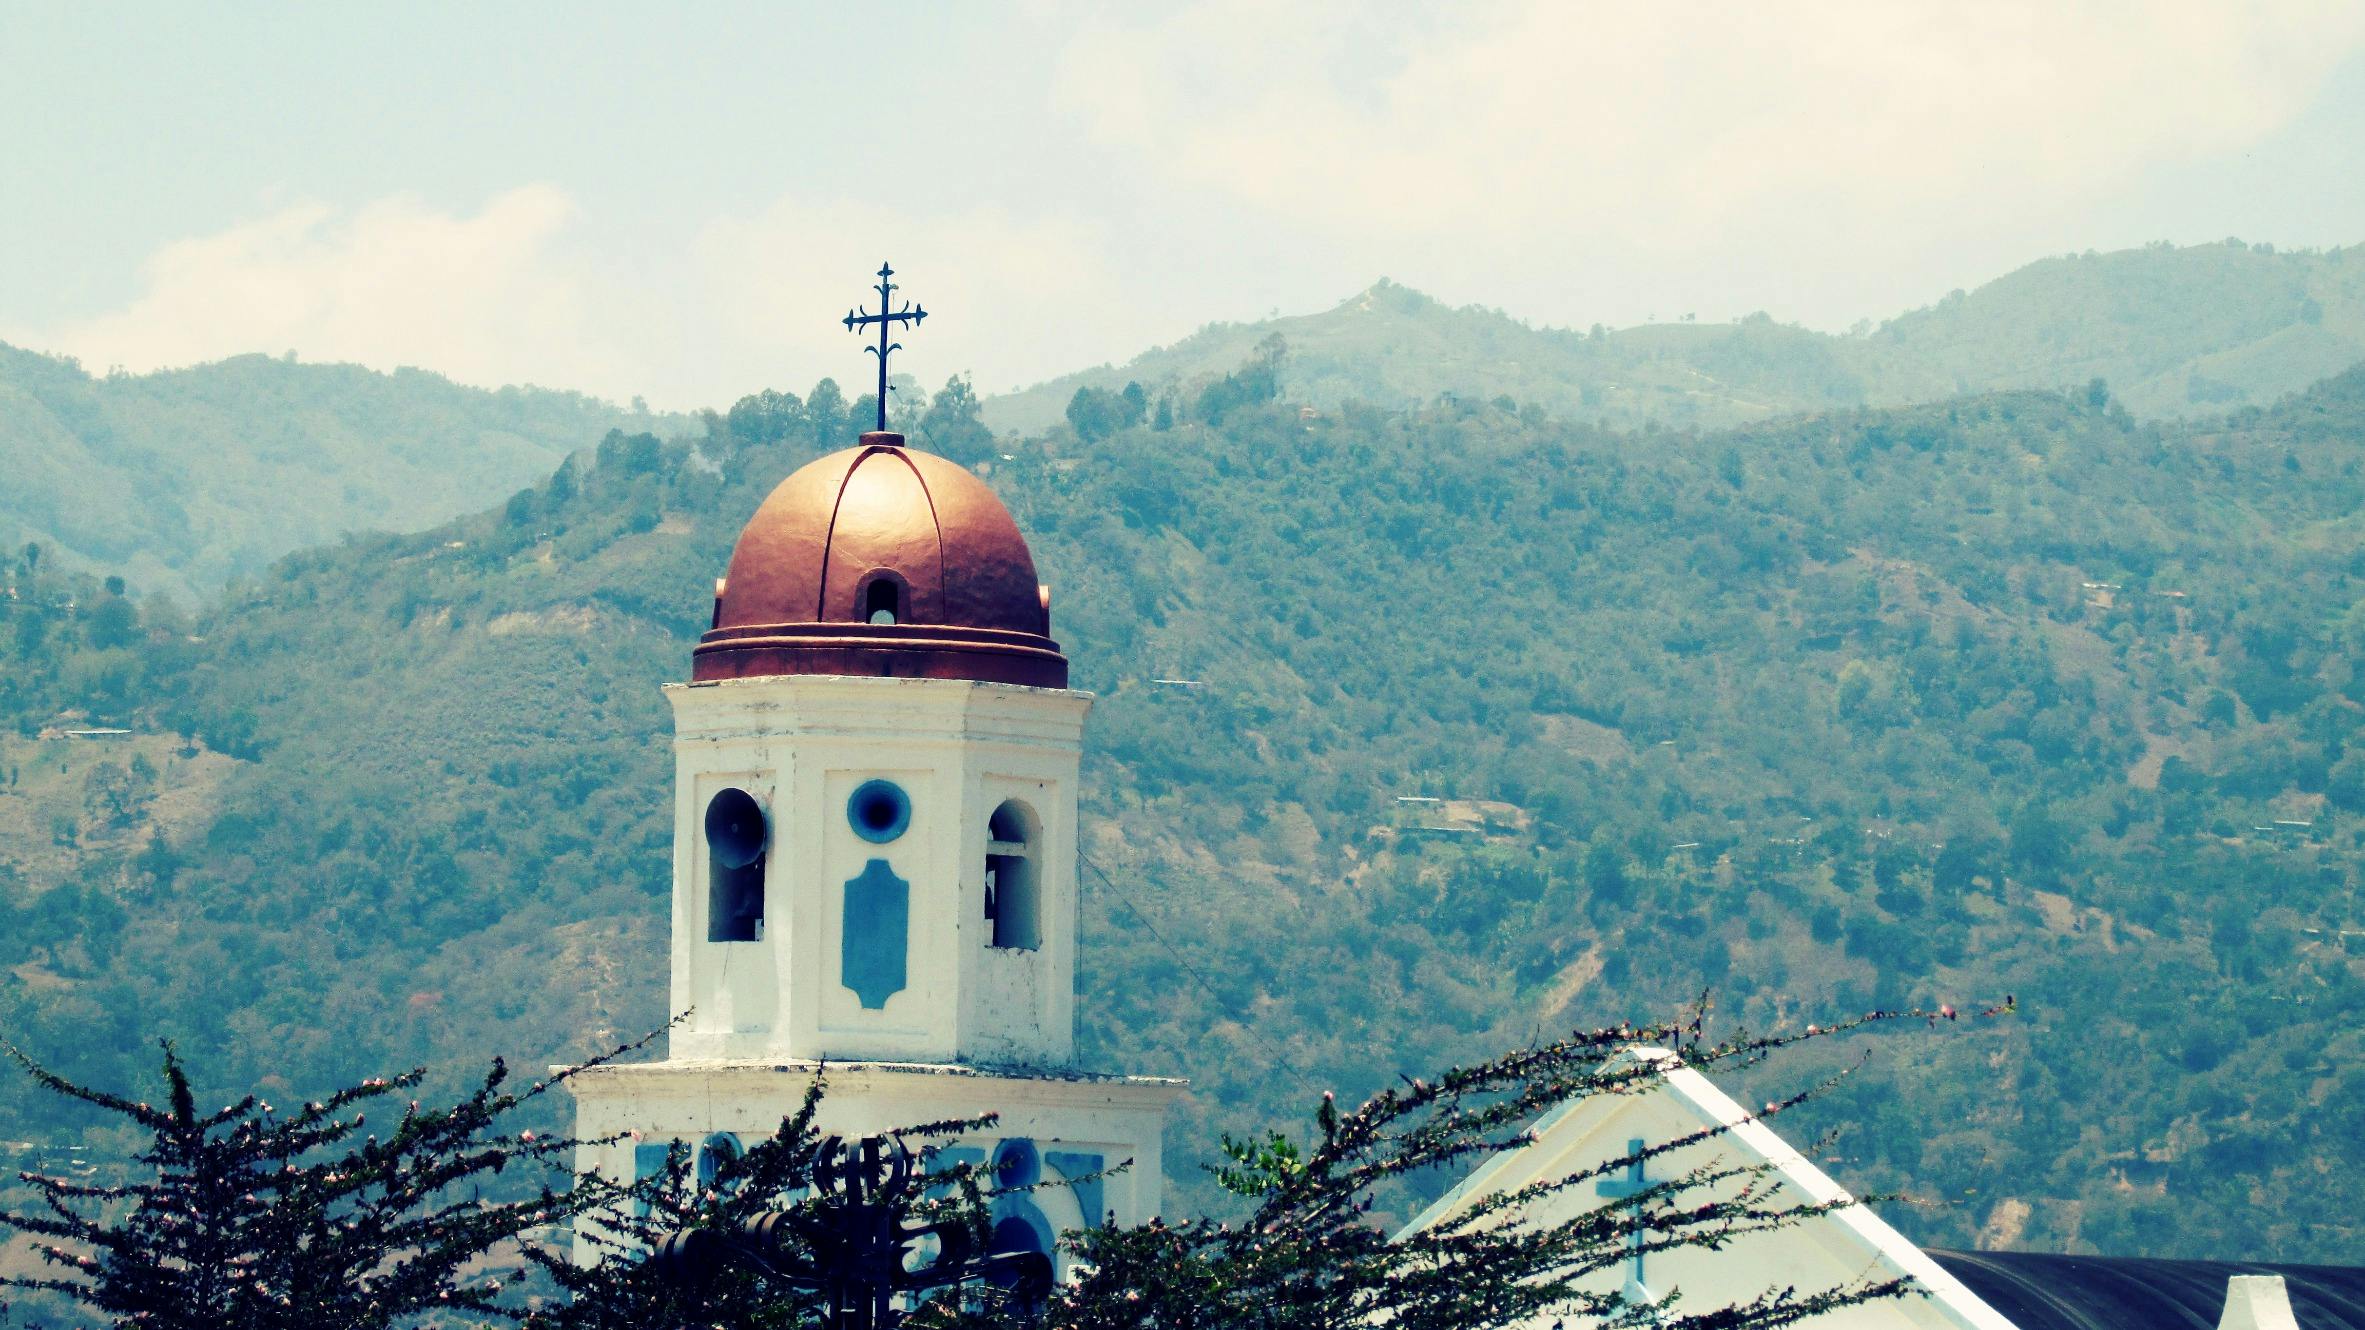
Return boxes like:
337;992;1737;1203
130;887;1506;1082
697;1133;743;1189
992;1137;1042;1189
847;779;912;843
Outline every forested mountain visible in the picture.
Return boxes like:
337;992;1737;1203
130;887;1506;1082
0;342;674;600
5;238;2356;611
2;353;2363;1271
989;240;2365;434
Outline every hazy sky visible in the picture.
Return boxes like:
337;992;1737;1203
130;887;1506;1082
5;2;2364;410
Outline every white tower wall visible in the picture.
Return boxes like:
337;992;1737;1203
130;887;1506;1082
665;673;1087;1066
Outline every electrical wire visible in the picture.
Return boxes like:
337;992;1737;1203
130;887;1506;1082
1078;852;1322;1097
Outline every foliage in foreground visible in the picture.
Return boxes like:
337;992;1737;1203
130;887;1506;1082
0;1006;1983;1329
1013;1009;1936;1330
0;1038;640;1330
521;1078;1019;1330
551;1007;1968;1329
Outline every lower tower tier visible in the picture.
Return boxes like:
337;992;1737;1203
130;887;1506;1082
567;1058;1183;1275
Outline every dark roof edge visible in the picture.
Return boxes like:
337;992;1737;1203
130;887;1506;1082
1928;1248;2365;1330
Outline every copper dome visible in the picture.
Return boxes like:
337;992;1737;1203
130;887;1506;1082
692;433;1066;687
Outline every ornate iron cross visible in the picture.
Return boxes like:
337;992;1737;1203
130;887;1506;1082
843;263;927;432
651;1132;1049;1330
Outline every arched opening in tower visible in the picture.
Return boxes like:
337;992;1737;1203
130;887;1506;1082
985;800;1041;951
704;787;768;943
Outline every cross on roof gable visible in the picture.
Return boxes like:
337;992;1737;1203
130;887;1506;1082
1401;1047;2016;1329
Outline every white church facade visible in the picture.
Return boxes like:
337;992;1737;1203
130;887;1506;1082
567;432;1179;1271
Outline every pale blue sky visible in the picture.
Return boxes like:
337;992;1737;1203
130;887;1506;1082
5;2;2363;409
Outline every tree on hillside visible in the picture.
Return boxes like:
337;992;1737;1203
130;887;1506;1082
1063;384;1146;444
919;375;995;465
1191;340;1286;424
724;389;808;452
84;584;139;651
807;380;851;448
0;1039;643;1330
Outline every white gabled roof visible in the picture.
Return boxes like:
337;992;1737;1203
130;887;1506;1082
1401;1047;2019;1330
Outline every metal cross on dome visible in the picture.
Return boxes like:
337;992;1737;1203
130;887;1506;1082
843;262;927;433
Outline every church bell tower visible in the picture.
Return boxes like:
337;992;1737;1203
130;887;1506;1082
667;434;1088;1068
566;287;1178;1267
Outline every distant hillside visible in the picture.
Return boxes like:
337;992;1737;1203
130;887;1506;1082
9;239;2356;604
986;240;2365;433
5;366;2363;1261
0;343;678;600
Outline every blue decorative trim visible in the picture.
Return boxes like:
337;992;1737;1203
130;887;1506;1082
992;1137;1042;1189
1046;1150;1108;1228
926;1145;987;1197
698;1132;744;1189
847;779;911;843
990;1200;1055;1257
841;858;910;1009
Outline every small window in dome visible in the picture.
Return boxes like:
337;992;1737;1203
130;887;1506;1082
865;578;901;626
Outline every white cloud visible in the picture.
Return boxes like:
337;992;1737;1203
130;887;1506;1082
1053;0;2365;323
687;197;1140;405
17;186;652;397
9;187;1144;411
14;6;2362;408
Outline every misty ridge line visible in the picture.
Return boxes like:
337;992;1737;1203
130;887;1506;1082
3;234;2354;412
2;234;2361;606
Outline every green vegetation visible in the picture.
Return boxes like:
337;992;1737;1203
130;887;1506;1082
0;343;675;601
1;345;2363;1278
5;1018;1925;1329
1032;1014;1921;1330
990;240;2365;436
0;1039;616;1329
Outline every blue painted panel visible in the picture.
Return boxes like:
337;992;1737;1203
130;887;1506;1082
1046;1150;1108;1228
634;1140;677;1180
632;1140;677;1216
929;1145;986;1176
841;858;910;1009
